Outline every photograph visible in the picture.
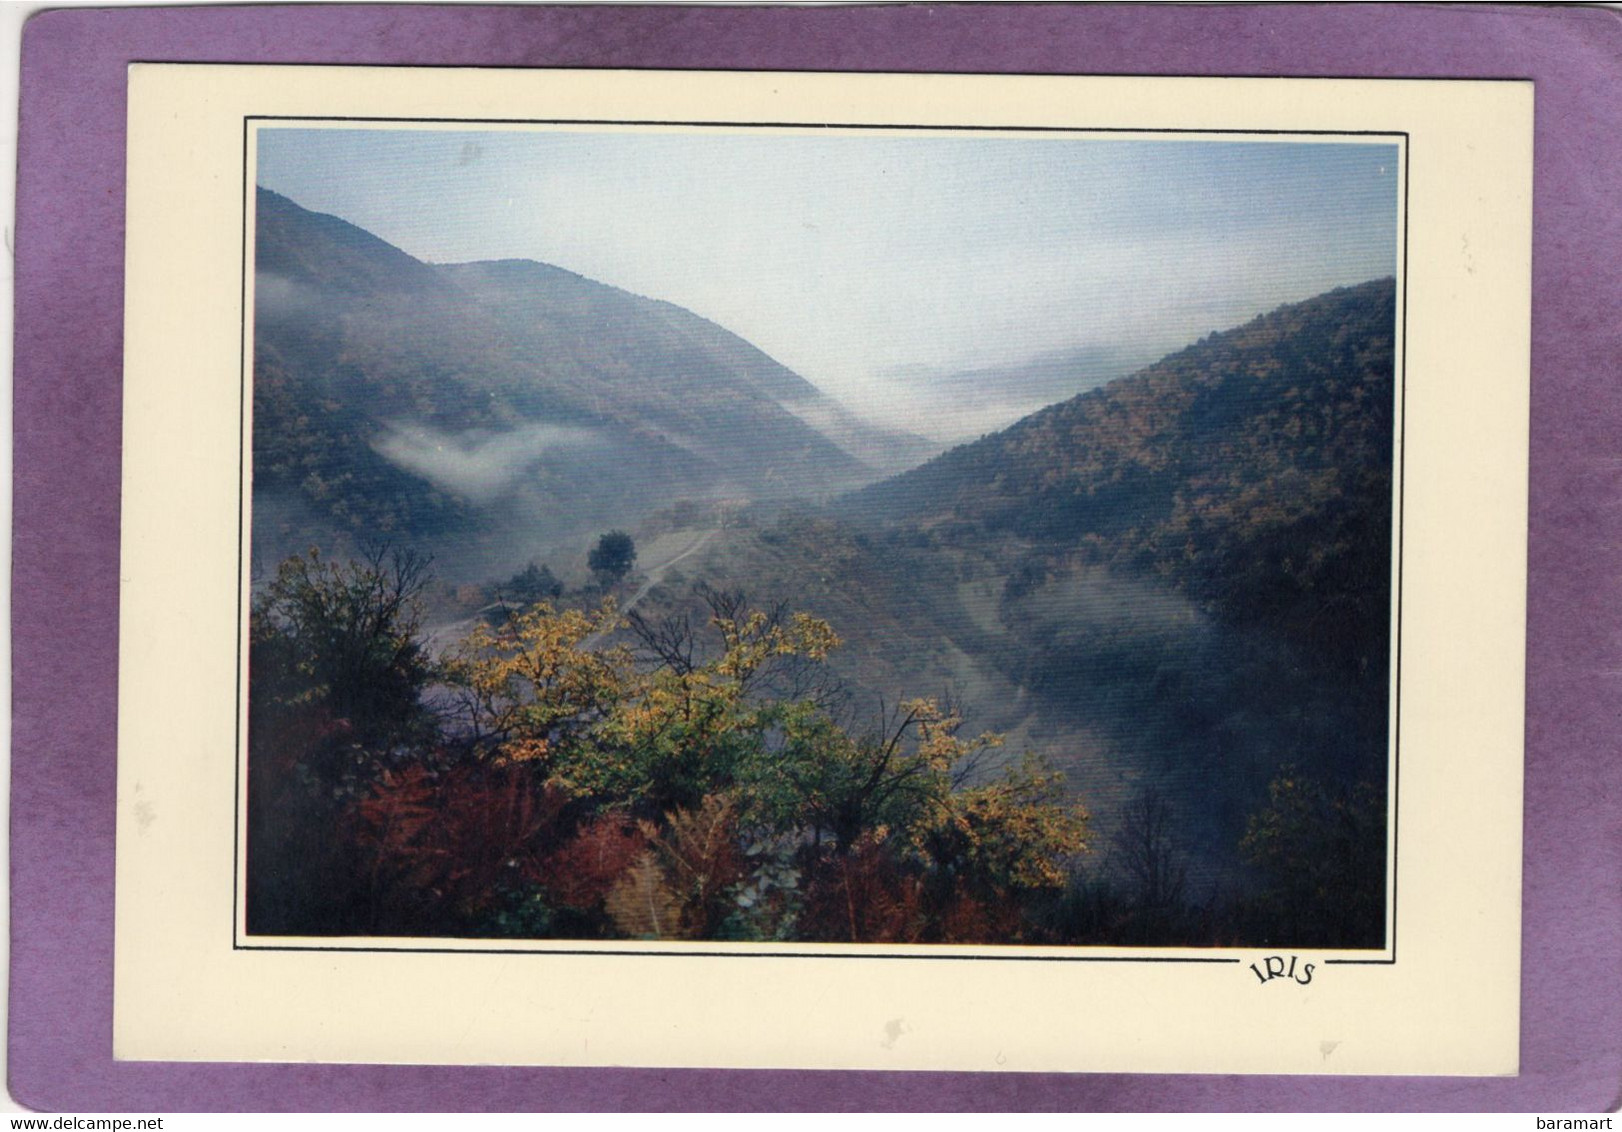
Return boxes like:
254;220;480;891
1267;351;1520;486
242;123;1402;953
103;59;1534;1076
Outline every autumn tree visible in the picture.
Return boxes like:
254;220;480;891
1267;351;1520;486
246;544;436;935
1240;768;1386;948
744;696;1087;943
596;587;839;815
914;754;1088;896
626;583;848;709
252;543;435;759
442;598;634;774
748;697;1000;853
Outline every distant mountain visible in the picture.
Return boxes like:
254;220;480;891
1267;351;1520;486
849;278;1398;681
878;342;1155;444
251;188;930;574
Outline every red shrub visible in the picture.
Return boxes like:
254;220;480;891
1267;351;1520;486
799;836;926;944
351;761;569;920
540;817;649;913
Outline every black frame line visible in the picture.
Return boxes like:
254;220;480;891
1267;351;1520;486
235;944;1245;961
1325;145;1409;969
248;113;1407;138
233;114;1408;966
232;119;250;953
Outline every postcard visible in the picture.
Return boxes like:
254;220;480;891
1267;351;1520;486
113;64;1531;1074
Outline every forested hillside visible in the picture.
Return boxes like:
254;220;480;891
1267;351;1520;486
251;189;930;578
851;278;1396;683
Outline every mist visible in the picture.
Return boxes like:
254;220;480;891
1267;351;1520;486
371;421;602;505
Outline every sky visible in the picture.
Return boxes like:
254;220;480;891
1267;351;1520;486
255;125;1399;421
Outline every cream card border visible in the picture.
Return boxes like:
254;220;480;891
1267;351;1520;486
115;65;1530;1074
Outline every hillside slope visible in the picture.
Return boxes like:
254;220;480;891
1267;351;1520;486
625;281;1401;889
251;188;927;574
850;278;1398;681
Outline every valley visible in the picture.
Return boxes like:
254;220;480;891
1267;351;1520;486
247;185;1396;949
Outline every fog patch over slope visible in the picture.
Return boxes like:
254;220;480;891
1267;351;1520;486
372;421;602;505
254;271;319;322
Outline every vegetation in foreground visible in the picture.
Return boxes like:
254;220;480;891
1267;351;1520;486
246;544;1385;948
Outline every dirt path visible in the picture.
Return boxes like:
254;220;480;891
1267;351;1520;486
424;611;486;657
425;527;720;656
617;526;718;618
576;527;720;650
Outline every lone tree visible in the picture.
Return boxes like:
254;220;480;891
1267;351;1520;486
588;530;637;586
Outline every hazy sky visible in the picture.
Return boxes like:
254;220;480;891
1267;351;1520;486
255;126;1399;415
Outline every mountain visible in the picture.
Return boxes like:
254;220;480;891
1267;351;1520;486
876;341;1155;444
436;259;941;478
250;188;929;576
848;277;1398;682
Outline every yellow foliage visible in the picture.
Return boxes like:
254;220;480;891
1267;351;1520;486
915;756;1089;890
443;599;637;771
902;697;1005;773
604;851;687;940
712;608;840;678
500;737;550;764
440;591;1091;936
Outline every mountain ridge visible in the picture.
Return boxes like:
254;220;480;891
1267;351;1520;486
846;276;1398;681
250;188;932;574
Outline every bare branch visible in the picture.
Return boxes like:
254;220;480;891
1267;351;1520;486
626;608;699;675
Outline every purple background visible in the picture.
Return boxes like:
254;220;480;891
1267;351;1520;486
12;3;1621;1113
